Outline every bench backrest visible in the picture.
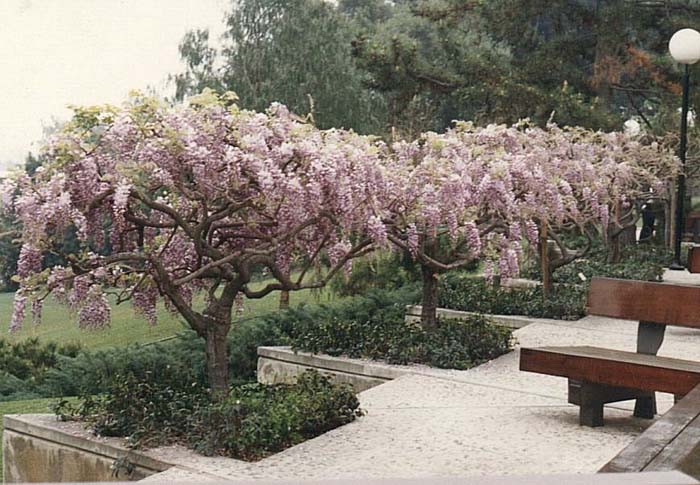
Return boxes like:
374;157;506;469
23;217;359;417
588;277;700;329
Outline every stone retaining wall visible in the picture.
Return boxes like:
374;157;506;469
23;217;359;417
257;346;405;391
3;415;170;483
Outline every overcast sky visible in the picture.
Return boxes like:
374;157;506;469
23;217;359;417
0;0;228;171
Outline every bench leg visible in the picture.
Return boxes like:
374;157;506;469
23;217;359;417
633;392;657;419
580;385;605;427
580;399;604;427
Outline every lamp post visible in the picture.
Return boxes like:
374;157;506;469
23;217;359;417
669;28;700;270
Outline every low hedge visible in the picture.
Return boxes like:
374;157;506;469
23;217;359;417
0;338;82;401
523;243;668;284
190;371;362;460
440;243;669;320
439;275;586;320
2;313;287;401
274;285;512;369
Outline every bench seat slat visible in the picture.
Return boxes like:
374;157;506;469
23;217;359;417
646;413;700;475
588;278;700;328
601;385;700;473
520;346;700;396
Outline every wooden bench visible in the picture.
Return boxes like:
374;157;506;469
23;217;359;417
601;382;700;478
520;277;700;427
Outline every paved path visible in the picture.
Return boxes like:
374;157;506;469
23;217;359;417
140;270;700;481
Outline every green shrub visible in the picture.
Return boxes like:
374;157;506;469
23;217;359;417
522;243;669;284
0;371;39;400
0;338;81;381
438;275;587;320
41;338;208;399
274;286;418;360
330;251;421;297
420;316;513;369
53;360;210;447
0;338;82;400
438;244;670;320
441;243;669;321
278;285;512;369
189;371;362;460
54;369;361;461
42;315;288;398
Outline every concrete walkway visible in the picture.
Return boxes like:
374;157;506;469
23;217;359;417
139;270;700;481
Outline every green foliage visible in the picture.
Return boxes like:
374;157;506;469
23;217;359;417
523;243;669;283
278;285;512;369
438;275;587;321
278;286;419;360
441;243;670;320
54;370;361;461
0;371;36;401
42;316;287;398
0;338;81;400
190;371;362;460
349;0;700;134
175;0;386;134
419;316;513;369
330;251;421;296
40;337;208;400
53;361;210;448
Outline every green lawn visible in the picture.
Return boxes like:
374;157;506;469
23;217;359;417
2;281;337;351
0;397;66;474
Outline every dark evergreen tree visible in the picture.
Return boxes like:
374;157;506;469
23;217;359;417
174;0;387;134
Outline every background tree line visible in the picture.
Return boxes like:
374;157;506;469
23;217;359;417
173;0;700;138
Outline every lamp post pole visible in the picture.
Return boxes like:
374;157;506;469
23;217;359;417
668;28;700;270
670;64;690;270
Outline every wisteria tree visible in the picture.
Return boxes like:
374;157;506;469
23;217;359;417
381;123;548;328
4;91;398;393
573;129;679;264
380;122;679;324
510;125;677;292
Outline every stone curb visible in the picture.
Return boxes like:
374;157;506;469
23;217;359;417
405;305;534;329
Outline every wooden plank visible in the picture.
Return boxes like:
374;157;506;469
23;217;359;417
587;277;700;328
689;246;700;273
646;413;700;477
601;384;700;473
520;346;700;396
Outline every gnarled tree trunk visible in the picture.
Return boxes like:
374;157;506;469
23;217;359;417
540;221;552;299
420;263;439;330
205;322;230;398
199;293;234;398
279;290;290;310
419;236;440;330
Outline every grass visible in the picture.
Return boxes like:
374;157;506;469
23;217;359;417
2;279;337;351
0;397;69;474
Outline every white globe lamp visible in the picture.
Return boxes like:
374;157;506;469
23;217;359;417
669;29;700;65
669;29;700;269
